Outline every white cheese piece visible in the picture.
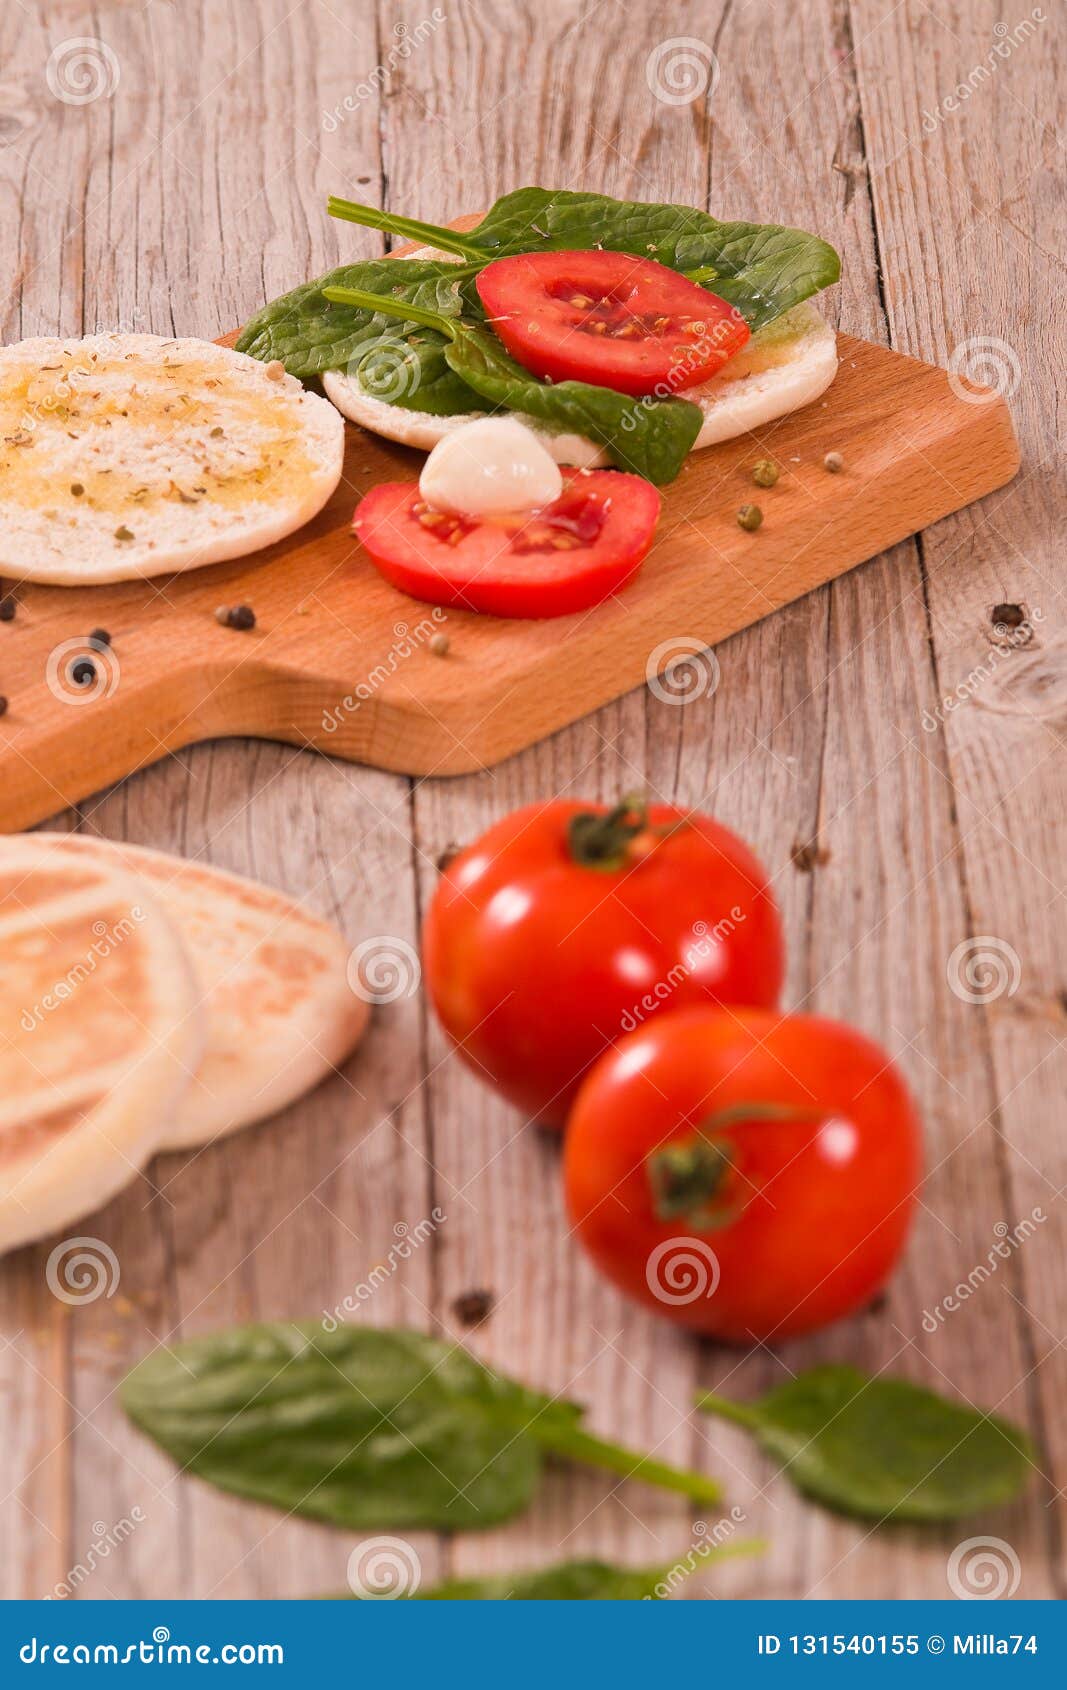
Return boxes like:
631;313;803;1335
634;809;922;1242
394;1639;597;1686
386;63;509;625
418;416;564;515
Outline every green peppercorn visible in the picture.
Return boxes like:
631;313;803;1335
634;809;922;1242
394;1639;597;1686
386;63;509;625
752;459;779;488
737;504;763;532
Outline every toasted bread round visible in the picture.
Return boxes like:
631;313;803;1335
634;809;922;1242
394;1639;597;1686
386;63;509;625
0;333;344;585
50;838;370;1150
0;834;203;1255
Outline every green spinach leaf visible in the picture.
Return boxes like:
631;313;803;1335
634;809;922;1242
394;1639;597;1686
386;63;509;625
696;1366;1035;1523
234;258;484;399
322;283;702;484
444;323;703;484
328;188;840;332
417;1560;674;1601
122;1323;721;1533
338;1543;758;1600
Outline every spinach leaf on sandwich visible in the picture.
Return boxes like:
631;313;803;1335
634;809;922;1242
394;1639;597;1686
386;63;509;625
328;187;841;333
235;257;486;407
322;282;703;485
238;189;838;383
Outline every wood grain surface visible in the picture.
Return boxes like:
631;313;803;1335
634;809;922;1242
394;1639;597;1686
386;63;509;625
0;316;1018;831
1;0;1064;1602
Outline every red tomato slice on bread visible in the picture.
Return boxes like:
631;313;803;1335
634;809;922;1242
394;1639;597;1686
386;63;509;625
353;471;660;619
476;250;749;397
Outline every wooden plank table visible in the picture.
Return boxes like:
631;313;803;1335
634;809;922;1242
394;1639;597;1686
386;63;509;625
1;0;1064;1600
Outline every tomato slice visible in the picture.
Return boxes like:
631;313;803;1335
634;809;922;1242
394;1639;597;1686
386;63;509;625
353;471;660;619
476;250;749;398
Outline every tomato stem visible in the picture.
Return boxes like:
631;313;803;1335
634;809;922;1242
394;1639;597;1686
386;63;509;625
566;793;649;871
533;1422;722;1504
327;197;486;262
648;1139;731;1224
646;1104;817;1231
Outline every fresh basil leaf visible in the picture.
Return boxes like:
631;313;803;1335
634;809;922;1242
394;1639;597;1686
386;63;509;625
235;259;484;385
122;1323;721;1533
431;188;840;332
696;1366;1036;1523
444;322;702;485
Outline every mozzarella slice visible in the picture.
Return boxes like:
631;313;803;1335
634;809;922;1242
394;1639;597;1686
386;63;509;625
0;333;345;585
419;417;564;515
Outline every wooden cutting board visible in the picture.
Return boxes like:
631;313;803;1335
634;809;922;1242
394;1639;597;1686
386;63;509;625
0;274;1018;834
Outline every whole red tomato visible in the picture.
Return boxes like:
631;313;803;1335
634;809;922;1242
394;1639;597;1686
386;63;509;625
423;797;784;1126
563;1008;922;1343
